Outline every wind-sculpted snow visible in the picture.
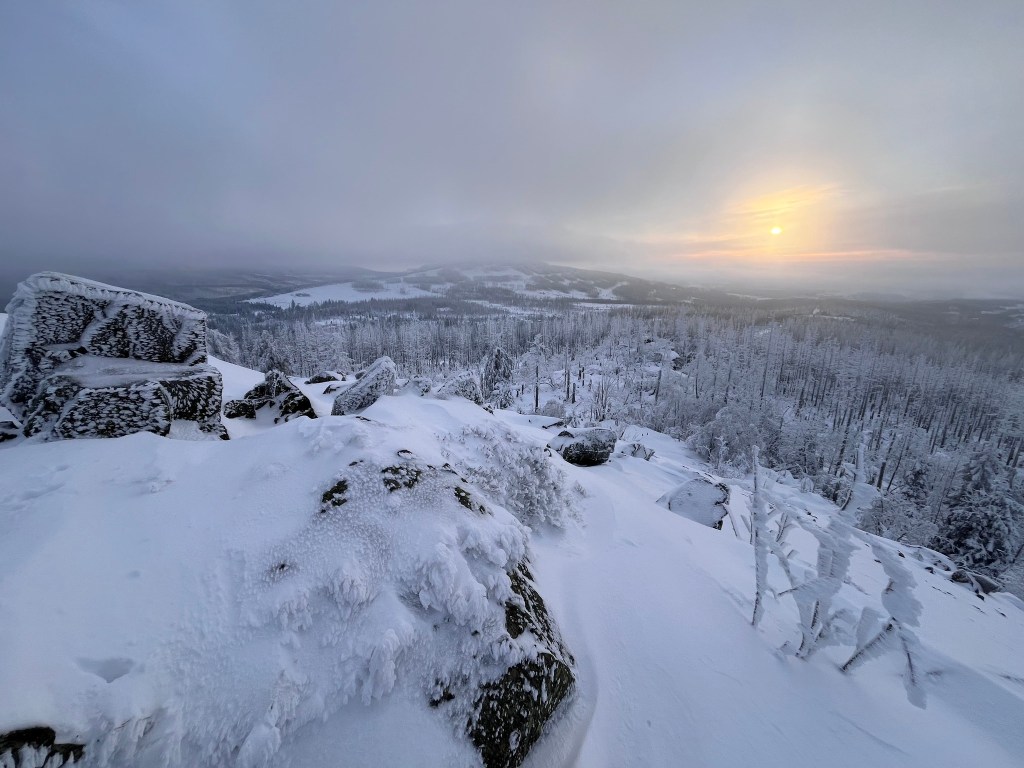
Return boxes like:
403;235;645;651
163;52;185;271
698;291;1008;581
0;408;573;768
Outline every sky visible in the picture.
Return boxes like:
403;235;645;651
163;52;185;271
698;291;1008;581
1;1;1022;298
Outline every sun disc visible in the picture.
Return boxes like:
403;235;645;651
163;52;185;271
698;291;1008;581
770;226;782;236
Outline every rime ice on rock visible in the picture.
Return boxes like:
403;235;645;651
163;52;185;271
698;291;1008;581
331;356;397;415
223;369;317;423
0;272;226;440
435;370;483;405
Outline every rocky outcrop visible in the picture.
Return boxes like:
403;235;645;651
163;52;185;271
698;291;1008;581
223;369;317;424
657;478;730;529
329;454;576;768
469;560;576;768
435;371;483;405
331;356;396;415
0;273;225;441
548;428;617;466
0;727;83;768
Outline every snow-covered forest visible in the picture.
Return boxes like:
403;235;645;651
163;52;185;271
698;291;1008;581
211;299;1024;594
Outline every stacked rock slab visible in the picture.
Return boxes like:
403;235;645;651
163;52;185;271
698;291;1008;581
0;272;226;440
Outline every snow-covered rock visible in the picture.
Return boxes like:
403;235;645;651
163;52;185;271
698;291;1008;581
331;356;397;415
0;408;575;768
625;442;655;460
435;371;483;405
657;477;730;528
223;369;317;424
0;273;224;441
547;427;617;466
305;372;339;385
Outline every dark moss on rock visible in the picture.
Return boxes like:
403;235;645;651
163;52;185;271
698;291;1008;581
468;561;575;768
0;726;84;767
382;465;423;492
321;478;350;509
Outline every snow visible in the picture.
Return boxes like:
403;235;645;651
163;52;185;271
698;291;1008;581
2;359;1024;767
251;281;439;308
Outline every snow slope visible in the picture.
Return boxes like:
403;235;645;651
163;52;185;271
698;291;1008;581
2;362;1023;767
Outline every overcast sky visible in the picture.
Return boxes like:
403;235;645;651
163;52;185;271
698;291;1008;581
2;1;1022;297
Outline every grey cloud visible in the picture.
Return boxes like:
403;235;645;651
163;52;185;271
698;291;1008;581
0;1;1022;297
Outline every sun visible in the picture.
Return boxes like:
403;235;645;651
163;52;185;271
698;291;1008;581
770;226;782;236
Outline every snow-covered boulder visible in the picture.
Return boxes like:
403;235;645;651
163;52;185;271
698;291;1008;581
435;371;483;405
0;417;575;768
548;428;617;466
625;442;655;460
0;273;226;441
223;369;316;423
331;356;396;415
657;478;730;528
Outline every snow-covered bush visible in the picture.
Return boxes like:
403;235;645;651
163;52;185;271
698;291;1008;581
689;405;780;476
442;423;577;528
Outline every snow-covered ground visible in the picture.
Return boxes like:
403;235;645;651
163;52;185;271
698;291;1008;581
2;356;1023;767
249;281;439;308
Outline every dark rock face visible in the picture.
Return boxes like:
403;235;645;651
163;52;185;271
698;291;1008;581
223;369;317;424
548;428;617;466
0;273;225;441
0;420;20;443
305;372;338;385
481;347;515;408
436;371;483;405
951;568;1004;596
0;726;84;767
331;356;396;415
657;478;730;528
469;560;576;768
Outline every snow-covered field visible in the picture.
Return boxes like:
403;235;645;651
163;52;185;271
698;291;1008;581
2;355;1023;767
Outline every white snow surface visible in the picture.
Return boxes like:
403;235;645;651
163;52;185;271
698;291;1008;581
1;358;1023;767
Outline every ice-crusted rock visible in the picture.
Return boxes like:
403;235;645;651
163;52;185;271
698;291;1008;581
331;356;396;415
0;274;227;442
548;428;617;466
0;727;83;768
223;369;317;424
657;478;730;528
0;272;208;417
481;347;515;408
435;371;483;405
